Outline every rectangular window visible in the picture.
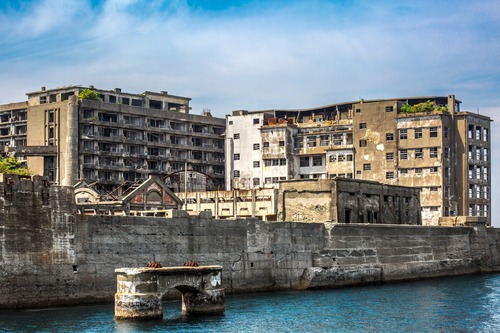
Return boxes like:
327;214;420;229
359;139;367;147
279;140;285;147
476;126;482;140
400;149;408;160
355;108;361;113
312;156;323;166
444;147;450;159
263;142;269;148
253;178;260;186
233;133;240;139
385;106;393;112
386;171;394;179
483;128;489;142
414;128;422;139
234;170;240;177
415;148;423;159
253;161;260;168
430;166;438;173
399;129;407;140
415;168;423;174
300;157;309;167
386;152;394;160
386;133;394;141
445;167;450;178
338;154;346;162
483;148;488;162
444;127;449;138
280;159;287;165
400;169;408;174
444;186;450;198
253;118;260;125
253;143;260;150
430;127;438;138
359;123;367;129
430;147;438;158
330;155;336;162
347;154;353;161
363;163;371;171
228;120;233;125
234;153;240;160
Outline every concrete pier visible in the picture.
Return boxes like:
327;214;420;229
114;266;224;320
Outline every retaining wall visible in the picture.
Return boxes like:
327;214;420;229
1;181;500;308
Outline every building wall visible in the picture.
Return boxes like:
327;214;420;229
278;178;421;224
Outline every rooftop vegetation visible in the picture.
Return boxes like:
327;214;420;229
78;88;101;101
400;100;448;114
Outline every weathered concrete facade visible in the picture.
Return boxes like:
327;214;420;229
278;178;421;224
226;96;492;226
1;179;500;309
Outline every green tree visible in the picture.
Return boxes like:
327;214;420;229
0;156;32;176
78;88;101;101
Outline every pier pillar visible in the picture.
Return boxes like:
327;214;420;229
182;288;225;314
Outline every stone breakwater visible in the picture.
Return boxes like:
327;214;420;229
1;178;500;308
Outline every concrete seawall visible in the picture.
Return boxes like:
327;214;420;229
1;180;500;308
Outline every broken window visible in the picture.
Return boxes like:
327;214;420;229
386;133;394;141
359;139;367;147
415;148;423;159
279;140;285;147
253;178;260;186
414;128;422;139
359;123;367;129
131;98;143;107
430;147;438;158
312;156;323;166
300;157;309;167
400;149;408;160
149;99;162;109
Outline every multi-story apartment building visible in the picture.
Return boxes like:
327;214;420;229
225;95;492;225
0;85;226;195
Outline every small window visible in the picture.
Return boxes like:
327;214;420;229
386;133;394;141
363;163;371;171
430;127;438;138
234;170;240;177
385;106;393;112
415;148;423;159
234;153;240;160
386;171;394;179
430;147;438;158
253;118;260;125
228;120;233;125
399;129;407;140
415;168;423;174
444;127;449;139
263;142;269;148
359;123;367;129
253;161;260;168
300;157;309;167
444;147;450;159
312;156;323;166
330;155;336;162
279;140;285;147
253;178;260;186
356;108;361;113
400;169;408;174
253;143;260;150
400;149;408;160
234;133;240;139
359;139;367;147
414;128;422;139
386;152;394;160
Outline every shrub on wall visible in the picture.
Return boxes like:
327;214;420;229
0;156;32;176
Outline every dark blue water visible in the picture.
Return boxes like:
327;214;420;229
1;274;500;332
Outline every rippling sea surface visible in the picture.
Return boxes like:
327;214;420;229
1;274;500;333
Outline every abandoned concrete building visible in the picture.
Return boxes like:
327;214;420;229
0;86;226;197
176;177;421;225
225;95;492;226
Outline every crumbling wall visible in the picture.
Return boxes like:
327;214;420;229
1;179;500;309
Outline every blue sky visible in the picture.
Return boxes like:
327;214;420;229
1;0;499;224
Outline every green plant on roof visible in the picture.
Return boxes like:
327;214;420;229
0;156;32;176
400;100;448;114
78;88;101;101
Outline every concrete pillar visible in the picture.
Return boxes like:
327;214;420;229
61;95;79;186
181;288;225;315
114;271;162;320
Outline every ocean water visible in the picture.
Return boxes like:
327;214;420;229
1;274;500;333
